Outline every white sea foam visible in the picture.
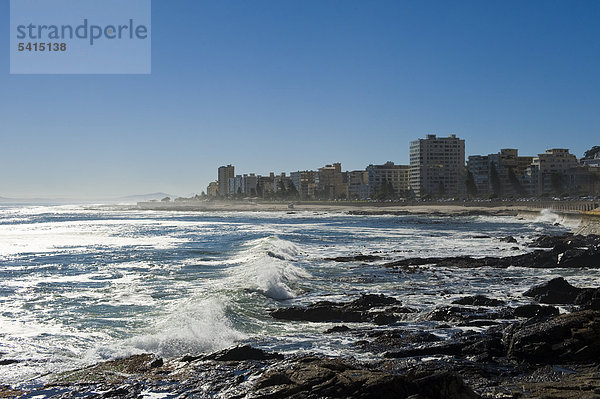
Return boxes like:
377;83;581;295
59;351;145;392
225;236;311;300
124;296;246;358
533;208;580;229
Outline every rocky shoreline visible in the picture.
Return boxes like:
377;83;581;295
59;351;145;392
5;234;600;398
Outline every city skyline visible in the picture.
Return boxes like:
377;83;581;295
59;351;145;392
1;0;599;198
207;136;600;201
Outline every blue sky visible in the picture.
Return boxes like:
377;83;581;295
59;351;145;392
1;0;599;198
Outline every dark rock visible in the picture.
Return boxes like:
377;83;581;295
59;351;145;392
253;356;479;399
385;332;503;362
472;235;491;239
505;310;600;363
528;234;600;250
500;236;518;244
513;304;559;318
351;293;402;309
204;345;284;361
557;248;600;268
271;294;407;324
423;306;514;323
324;325;351;334
575;288;600;310
361;330;442;353
325;254;383;262
523;277;583;304
383;235;600;270
0;359;19;366
452;295;504;307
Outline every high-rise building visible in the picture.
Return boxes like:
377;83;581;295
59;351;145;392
217;165;235;196
366;162;410;198
410;134;466;198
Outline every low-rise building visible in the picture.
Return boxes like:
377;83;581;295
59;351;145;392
207;181;219;197
525;149;578;195
290;171;317;200
366;162;410;198
467;149;533;197
344;170;369;200
317;163;345;199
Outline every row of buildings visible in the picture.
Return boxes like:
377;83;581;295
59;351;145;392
207;136;600;200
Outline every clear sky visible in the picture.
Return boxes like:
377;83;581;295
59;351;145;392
1;0;599;199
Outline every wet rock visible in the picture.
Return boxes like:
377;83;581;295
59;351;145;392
523;277;583;304
575;288;600;310
351;293;402;309
505;310;600;363
383;237;600;269
452;295;504;307
528;234;600;250
253;356;479;399
385;331;503;362
500;236;518;244
203;345;284;361
423;306;513;324
359;330;442;353
271;294;411;324
513;304;559;318
325;254;383;262
324;325;351;334
102;383;141;398
0;385;23;398
557;248;600;268
49;354;165;386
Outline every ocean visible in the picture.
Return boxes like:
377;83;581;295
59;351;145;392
1;204;598;388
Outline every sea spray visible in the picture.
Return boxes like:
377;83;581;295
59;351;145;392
226;236;311;300
126;296;246;358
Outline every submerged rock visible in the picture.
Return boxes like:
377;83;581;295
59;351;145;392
325;325;352;334
499;236;518;244
325;254;384;262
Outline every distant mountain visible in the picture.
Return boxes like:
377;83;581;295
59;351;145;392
0;193;178;205
0;196;79;204
112;192;175;203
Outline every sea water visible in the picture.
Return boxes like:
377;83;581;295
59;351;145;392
1;204;598;387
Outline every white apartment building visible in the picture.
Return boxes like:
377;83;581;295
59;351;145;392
410;134;466;198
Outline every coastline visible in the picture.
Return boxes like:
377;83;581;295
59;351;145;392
132;200;600;234
9;231;600;398
134;200;525;216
